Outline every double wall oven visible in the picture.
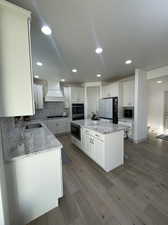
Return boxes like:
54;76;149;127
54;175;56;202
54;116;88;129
72;104;84;120
71;123;81;141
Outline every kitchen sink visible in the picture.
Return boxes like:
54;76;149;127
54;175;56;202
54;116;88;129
25;123;42;129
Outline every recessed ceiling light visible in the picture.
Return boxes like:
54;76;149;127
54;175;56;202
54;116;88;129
34;75;39;78
61;79;65;82
41;25;52;35
97;74;102;78
72;69;78;73
95;47;103;54
125;60;132;65
36;61;43;66
157;80;163;84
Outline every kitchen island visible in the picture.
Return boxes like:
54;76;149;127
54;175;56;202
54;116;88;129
4;122;63;225
71;119;125;172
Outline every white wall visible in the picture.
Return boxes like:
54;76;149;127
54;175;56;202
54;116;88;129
147;80;168;133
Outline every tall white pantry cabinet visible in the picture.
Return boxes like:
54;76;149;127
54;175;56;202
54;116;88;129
0;0;34;117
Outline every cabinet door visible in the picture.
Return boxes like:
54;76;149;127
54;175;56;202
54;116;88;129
94;138;105;168
71;87;78;103
47;120;58;134
102;85;111;98
123;81;130;106
78;87;84;103
0;2;34;116
83;134;91;156
123;80;134;106
55;119;70;134
111;82;119;97
102;82;119;98
56;120;66;134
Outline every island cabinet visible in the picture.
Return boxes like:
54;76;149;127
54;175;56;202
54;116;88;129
81;128;124;172
0;0;34;117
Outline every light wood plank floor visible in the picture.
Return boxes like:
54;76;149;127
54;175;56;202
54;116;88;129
28;135;168;225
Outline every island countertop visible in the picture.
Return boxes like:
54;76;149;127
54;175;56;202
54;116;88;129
5;122;63;162
71;119;127;135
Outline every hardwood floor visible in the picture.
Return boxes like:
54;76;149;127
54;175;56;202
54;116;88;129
28;135;168;225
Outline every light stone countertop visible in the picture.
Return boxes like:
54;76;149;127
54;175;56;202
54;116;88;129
31;116;70;121
5;122;63;163
71;119;128;134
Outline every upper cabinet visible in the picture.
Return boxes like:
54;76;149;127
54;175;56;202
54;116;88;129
63;87;70;108
122;80;135;107
71;87;84;103
63;86;84;108
0;1;34;117
102;82;119;98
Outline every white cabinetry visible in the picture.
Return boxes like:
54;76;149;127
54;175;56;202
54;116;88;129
0;1;34;117
82;129;92;156
6;148;63;225
122;80;134;107
71;87;84;103
34;84;43;109
46;118;70;134
80;128;123;172
94;138;105;166
63;87;70;108
102;82;119;98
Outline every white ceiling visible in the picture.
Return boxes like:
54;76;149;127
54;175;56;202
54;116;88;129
9;0;168;82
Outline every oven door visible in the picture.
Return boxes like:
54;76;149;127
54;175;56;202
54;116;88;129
72;114;84;120
71;123;81;141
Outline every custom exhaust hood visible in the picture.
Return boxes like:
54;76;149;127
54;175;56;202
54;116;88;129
45;82;64;102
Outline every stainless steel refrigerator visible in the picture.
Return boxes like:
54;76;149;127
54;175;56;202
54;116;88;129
99;97;118;124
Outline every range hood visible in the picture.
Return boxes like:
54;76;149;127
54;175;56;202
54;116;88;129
45;82;64;102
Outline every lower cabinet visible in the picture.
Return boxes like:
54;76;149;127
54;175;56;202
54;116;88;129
93;138;105;167
83;133;92;156
79;127;124;172
43;118;70;135
82;128;105;169
5;148;63;225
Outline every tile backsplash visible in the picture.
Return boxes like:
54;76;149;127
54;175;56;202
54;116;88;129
32;102;66;120
0;117;16;160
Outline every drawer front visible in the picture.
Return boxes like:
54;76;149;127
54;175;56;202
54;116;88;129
92;131;104;142
83;128;105;142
